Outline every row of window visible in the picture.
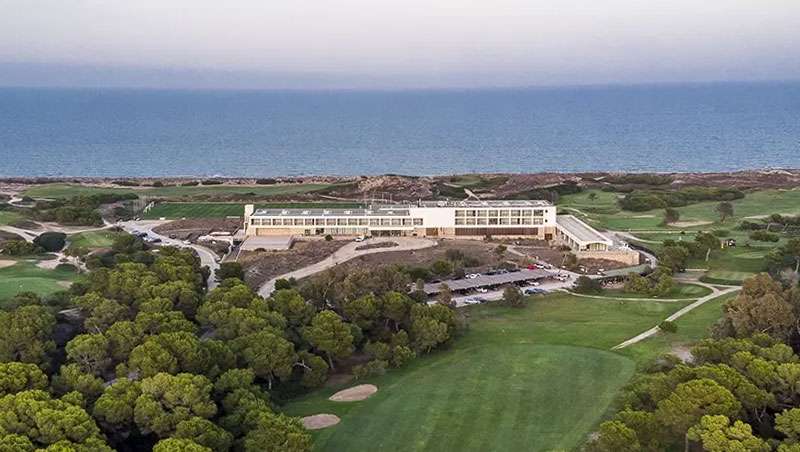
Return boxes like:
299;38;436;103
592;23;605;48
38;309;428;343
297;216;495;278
251;217;423;227
454;217;545;226
454;209;547;218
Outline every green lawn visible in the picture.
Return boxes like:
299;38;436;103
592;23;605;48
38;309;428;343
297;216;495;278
602;282;713;300
560;188;800;233
283;293;700;452
23;182;336;199
141;202;364;219
0;259;78;303
67;230;125;250
0;211;22;226
619;292;737;365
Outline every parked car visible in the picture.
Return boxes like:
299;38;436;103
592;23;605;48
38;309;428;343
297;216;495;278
524;288;547;295
354;235;365;242
476;287;488;293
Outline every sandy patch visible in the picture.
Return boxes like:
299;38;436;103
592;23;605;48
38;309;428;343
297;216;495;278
301;414;341;430
57;281;73;288
631;214;656;218
670;345;694;363
36;257;62;270
329;384;378;402
670;221;713;228
0;260;16;269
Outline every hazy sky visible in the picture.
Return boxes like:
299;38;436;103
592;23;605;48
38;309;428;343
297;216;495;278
1;0;799;89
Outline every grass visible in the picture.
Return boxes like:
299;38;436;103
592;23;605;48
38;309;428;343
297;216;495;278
559;188;800;233
0;259;78;303
601;282;713;300
67;230;124;250
22;182;336;199
619;292;737;365
283;293;699;452
0;211;22;226
141;202;365;219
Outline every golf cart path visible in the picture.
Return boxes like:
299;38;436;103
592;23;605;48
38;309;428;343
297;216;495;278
258;237;436;297
611;280;740;350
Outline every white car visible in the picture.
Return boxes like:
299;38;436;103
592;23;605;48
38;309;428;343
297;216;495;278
476;287;488;293
354;236;365;242
461;298;481;305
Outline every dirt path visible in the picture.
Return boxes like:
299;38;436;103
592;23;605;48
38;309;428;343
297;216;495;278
611;280;740;350
258;237;436;297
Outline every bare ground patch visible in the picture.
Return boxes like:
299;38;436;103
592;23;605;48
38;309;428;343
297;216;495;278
239;240;348;288
329;384;378;402
0;259;16;269
302;414;341;430
325;239;516;275
670;220;713;228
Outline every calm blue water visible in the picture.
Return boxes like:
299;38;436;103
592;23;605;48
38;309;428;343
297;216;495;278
1;83;799;177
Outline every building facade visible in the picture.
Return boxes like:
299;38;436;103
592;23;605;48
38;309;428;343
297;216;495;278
243;200;615;252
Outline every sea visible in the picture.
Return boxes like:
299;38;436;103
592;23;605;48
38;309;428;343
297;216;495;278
1;82;799;177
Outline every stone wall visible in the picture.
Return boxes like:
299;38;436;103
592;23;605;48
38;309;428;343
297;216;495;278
576;249;640;266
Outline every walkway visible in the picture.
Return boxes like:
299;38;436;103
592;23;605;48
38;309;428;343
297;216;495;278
611;280;740;350
258;237;436;297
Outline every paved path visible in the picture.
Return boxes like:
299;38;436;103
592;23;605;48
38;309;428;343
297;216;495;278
258;237;436;297
0;225;37;242
611;280;740;350
119;220;221;289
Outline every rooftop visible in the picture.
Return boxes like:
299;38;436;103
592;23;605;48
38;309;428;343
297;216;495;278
556;215;612;244
384;200;552;208
252;208;411;217
422;268;550;294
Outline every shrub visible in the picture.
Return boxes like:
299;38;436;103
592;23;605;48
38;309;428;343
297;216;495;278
503;285;524;308
33;232;67;252
201;179;223;185
391;346;416;368
256;178;277;185
274;278;296;290
217;262;244;281
0;240;42;256
324;234;333;241
749;231;780;242
712;229;730;237
151;181;164;187
659;320;678;333
430;260;454;276
352;359;388;379
180;181;200;186
573;276;603;294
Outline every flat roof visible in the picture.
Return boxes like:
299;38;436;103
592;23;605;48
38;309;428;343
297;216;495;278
423;268;549;294
252;208;410;217
556;215;611;244
381;200;552;208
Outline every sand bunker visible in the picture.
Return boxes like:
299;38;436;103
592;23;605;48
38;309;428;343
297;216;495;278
329;384;378;402
301;414;341;430
0;260;16;269
670;221;713;228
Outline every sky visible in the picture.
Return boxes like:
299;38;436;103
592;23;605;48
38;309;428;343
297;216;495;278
1;0;799;89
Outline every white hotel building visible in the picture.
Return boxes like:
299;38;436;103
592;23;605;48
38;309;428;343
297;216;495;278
243;200;616;253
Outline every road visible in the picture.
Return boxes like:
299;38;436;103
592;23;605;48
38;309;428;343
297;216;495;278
258;237;436;297
118;220;222;289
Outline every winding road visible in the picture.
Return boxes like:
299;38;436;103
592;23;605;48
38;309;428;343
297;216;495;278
258;237;436;297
